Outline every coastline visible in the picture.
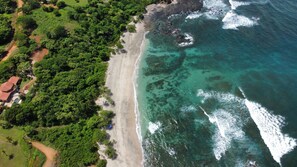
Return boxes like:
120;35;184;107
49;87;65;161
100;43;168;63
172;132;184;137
104;1;183;166
105;22;147;167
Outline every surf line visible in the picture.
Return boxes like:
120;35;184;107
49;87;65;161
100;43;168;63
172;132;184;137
239;87;297;166
199;106;226;139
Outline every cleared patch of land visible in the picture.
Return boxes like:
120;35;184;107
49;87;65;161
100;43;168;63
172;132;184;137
31;8;79;37
31;48;49;64
20;77;36;94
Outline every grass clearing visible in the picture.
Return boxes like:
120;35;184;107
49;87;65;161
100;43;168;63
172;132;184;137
63;0;88;6
0;123;47;167
0;125;28;167
31;7;79;37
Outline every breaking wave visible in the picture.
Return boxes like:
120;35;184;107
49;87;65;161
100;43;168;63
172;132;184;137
204;108;245;160
148;121;161;134
197;89;297;164
178;33;194;47
185;0;267;29
244;100;297;165
222;11;259;30
229;0;251;10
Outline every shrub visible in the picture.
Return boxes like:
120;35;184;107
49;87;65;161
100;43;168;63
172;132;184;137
50;0;58;5
0;122;13;129
47;26;67;39
53;9;61;16
14;32;29;47
127;24;136;33
57;1;66;9
96;159;107;167
17;16;37;30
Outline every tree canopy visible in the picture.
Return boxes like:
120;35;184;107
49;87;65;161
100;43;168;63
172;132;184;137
1;0;161;166
0;0;17;14
0;15;13;45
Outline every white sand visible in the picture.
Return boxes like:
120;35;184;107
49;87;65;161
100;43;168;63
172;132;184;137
105;22;146;167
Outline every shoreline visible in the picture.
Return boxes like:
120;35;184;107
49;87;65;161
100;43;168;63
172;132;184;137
104;1;183;166
105;22;147;167
133;31;148;157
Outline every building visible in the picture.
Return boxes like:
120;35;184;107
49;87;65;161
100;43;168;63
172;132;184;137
0;76;21;103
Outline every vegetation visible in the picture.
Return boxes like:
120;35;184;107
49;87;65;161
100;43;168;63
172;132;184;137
0;0;17;14
0;124;28;166
0;0;15;56
21;0;41;14
17;15;37;32
5;0;156;127
32;7;79;36
0;15;14;45
30;113;115;167
57;1;67;9
127;24;136;33
0;0;162;166
27;148;46;167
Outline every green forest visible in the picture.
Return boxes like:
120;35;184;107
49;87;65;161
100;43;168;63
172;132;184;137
0;0;161;166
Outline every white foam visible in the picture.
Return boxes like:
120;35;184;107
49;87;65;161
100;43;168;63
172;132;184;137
229;0;251;10
199;89;297;163
185;12;203;20
186;0;229;20
222;11;259;30
244;99;297;165
204;0;229;19
148;121;161;134
167;147;176;156
211;109;245;160
199;106;216;123
185;0;261;30
168;13;182;20
178;33;194;47
203;0;228;9
197;89;243;104
201;102;245;160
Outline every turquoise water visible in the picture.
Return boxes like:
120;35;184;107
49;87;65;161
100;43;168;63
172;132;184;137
137;0;297;166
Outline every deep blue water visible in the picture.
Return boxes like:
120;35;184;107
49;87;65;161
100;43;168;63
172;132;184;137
137;0;297;166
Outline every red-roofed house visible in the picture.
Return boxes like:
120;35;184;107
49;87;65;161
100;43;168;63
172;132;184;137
8;76;21;85
0;91;12;102
0;82;14;92
0;76;22;103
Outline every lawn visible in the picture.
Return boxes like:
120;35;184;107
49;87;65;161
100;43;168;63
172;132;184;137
0;122;46;167
0;124;28;167
31;7;79;37
63;0;88;6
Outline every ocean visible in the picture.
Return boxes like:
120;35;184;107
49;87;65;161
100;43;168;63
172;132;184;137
136;0;297;166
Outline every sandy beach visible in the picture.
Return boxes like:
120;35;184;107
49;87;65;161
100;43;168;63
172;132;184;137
105;22;146;167
104;2;180;167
